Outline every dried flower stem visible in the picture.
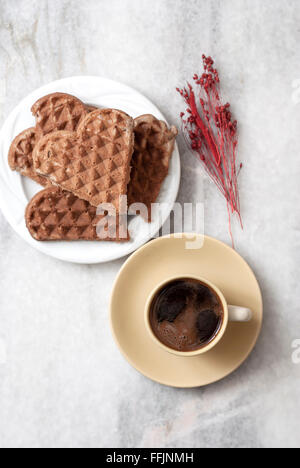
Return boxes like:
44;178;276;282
177;55;243;246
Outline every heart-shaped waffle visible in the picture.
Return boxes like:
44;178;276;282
33;109;134;211
8;127;52;187
127;115;177;221
26;187;129;242
31;92;87;138
8;98;96;187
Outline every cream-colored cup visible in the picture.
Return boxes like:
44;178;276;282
145;275;252;357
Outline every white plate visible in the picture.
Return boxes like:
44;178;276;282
0;76;181;264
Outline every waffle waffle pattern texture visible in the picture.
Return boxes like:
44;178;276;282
8;93;178;243
26;187;129;242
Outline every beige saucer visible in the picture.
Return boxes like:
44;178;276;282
110;235;263;388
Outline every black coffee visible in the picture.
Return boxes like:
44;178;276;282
149;278;223;352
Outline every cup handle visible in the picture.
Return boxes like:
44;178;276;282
228;305;252;322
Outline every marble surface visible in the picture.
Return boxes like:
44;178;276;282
0;0;299;449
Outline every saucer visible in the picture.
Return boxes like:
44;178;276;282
110;234;263;388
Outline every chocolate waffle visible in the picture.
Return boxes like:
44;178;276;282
127;115;178;221
26;187;129;242
8;100;97;186
33;109;134;211
8;127;51;187
31;92;87;138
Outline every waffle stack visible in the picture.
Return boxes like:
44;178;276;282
8;93;178;243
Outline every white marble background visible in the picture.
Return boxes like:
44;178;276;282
0;0;299;448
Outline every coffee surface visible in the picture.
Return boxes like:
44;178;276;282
150;279;223;352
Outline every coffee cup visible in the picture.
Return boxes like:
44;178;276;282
144;275;252;357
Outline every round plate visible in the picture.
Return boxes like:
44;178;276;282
0;76;180;264
110;235;263;388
